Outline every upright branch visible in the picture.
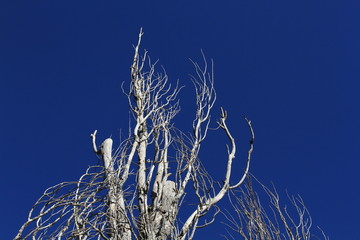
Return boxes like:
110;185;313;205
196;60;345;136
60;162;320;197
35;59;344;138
126;28;182;240
177;55;216;198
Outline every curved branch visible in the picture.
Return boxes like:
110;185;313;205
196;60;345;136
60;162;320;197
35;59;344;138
230;117;254;189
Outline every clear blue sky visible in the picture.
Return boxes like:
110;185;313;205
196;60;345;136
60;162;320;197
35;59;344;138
1;0;359;239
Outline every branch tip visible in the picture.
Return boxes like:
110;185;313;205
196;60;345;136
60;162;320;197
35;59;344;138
90;130;99;154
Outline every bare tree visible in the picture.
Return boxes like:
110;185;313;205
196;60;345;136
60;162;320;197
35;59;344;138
15;29;255;240
222;176;329;240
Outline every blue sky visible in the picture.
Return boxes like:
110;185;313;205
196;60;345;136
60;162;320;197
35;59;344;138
1;0;359;239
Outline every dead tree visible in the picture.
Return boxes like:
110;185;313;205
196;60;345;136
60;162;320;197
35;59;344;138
15;29;255;240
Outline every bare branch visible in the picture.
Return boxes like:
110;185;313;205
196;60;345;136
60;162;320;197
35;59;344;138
224;176;328;240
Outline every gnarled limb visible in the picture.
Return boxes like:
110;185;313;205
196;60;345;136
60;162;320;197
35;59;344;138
177;110;255;240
